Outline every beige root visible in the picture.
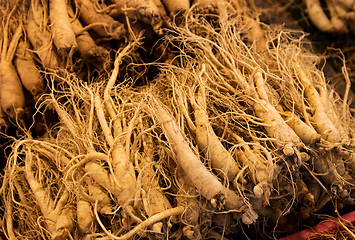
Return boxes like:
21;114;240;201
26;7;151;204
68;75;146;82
77;199;95;236
280;110;321;147
67;5;109;67
108;0;163;32
94;205;185;240
75;0;126;40
232;133;273;202
52;204;75;240
161;0;190;15
49;0;78;56
253;71;303;156
137;127;172;234
192;81;243;184
304;0;342;32
149;98;257;224
26;2;61;69
0;20;25;119
15;40;46;101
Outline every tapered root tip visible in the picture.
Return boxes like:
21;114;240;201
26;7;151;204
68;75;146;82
253;185;264;198
283;143;295;156
300;152;310;162
183;226;195;239
151;222;163;235
100;206;113;215
242;209;258;225
210;198;217;208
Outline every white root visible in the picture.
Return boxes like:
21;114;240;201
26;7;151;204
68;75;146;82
253;71;303;155
232;134;272;201
193;82;243;183
293;59;344;143
150;99;239;204
281;110;321;146
149;98;257;224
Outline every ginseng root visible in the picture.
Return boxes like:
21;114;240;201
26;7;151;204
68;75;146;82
49;0;78;56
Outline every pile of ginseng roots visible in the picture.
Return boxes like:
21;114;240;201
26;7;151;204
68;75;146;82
0;1;355;240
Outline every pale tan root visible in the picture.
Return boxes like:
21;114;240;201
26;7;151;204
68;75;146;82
52;204;75;240
67;5;109;66
243;16;268;52
49;0;78;56
0;23;25;119
293;58;341;143
4;196;16;240
94;205;184;240
293;60;351;178
24;151;57;234
161;0;190;15
77;199;95;235
75;0;126;39
192;0;230;14
317;86;347;136
152;0;169;20
95;92;136;206
281;110;321;146
138;132;172;234
26;6;61;69
332;1;355;20
149;99;257;224
304;0;338;32
111;139;138;207
31;143;72;170
95;95;137;207
253;72;303;156
100;51;138;206
15;40;46;101
174;167;202;239
232;133;272;201
325;0;348;32
0;62;25;119
193;83;242;183
311;150;348;194
151;99;235;203
110;0;163;31
82;152;118;196
87;180;114;214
